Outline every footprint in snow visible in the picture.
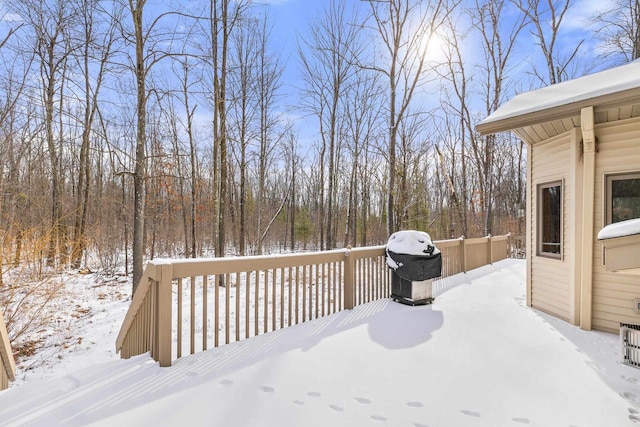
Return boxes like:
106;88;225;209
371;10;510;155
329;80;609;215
307;391;322;398
329;404;344;412
293;400;305;406
59;375;81;392
461;410;481;417
629;408;639;414
407;401;423;408
623;392;640;403
354;397;371;404
512;417;530;424
370;415;387;422
630;414;640;424
414;423;429;427
624;375;640;385
220;379;234;386
259;385;275;393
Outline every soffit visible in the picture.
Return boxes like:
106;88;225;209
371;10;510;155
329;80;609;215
514;101;640;144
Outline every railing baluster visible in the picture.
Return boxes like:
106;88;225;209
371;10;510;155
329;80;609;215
203;275;208;351
339;261;343;310
272;268;277;331
375;256;380;299
308;265;313;320
327;262;334;314
363;258;368;303
324;262;328;315
359;259;364;305
368;257;373;303
236;272;240;342
225;272;231;345
295;266;300;325
314;264;319;319
245;272;250;339
264;269;269;334
177;278;182;359
190;276;195;355
255;270;260;336
365;258;371;303
287;266;293;326
280;267;285;328
335;261;339;311
214;274;219;348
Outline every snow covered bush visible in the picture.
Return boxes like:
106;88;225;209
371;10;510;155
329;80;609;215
1;275;64;358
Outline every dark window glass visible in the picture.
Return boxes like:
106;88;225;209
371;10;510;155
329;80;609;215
540;183;561;255
611;177;640;223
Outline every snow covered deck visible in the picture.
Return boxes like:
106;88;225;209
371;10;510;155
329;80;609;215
0;259;637;426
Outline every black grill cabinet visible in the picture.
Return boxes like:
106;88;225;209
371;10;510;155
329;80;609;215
386;230;442;306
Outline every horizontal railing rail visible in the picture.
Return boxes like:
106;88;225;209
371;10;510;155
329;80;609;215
1;312;16;391
117;234;514;366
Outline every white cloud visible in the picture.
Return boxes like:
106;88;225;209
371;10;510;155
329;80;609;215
563;0;614;31
253;0;291;5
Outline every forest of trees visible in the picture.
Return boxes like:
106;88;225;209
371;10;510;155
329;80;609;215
0;0;637;289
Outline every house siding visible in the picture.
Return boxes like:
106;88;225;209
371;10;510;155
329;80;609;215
530;132;574;321
592;117;640;333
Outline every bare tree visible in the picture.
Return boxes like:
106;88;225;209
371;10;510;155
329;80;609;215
343;69;384;247
254;11;284;254
363;0;456;235
128;0;148;292
228;18;258;255
592;0;640;64
124;0;187;291
0;14;31;284
15;0;79;267
70;0;119;268
299;0;361;249
207;0;249;259
511;0;583;85
437;0;525;236
177;60;201;258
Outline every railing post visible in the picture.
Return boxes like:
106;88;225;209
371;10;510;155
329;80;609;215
343;247;355;309
488;234;493;264
0;311;16;390
155;260;173;367
460;236;467;273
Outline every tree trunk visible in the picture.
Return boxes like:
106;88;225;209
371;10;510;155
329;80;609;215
131;0;147;294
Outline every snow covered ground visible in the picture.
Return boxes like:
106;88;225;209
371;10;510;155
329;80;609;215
1;258;638;426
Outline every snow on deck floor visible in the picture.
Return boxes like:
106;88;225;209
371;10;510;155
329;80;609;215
0;259;637;426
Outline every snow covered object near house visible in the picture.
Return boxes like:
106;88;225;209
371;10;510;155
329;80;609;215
386;230;442;306
597;217;640;274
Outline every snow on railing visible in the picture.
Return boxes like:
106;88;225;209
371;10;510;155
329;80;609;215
116;234;513;367
1;312;16;390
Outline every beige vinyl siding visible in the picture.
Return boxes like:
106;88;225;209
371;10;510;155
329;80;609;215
530;131;573;321
592;116;640;333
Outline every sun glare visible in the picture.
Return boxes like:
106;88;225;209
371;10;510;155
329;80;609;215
419;31;448;61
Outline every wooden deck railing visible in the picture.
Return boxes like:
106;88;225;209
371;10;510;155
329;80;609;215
116;234;513;366
1;312;16;390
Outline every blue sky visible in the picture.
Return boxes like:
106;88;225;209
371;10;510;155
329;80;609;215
0;0;622;149
259;0;618;146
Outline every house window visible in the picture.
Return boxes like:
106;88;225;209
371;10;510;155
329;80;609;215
537;181;562;258
606;172;640;224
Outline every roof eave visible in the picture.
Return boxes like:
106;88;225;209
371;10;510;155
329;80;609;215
476;86;640;137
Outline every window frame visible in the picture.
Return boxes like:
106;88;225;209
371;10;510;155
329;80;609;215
605;171;640;226
537;180;563;259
